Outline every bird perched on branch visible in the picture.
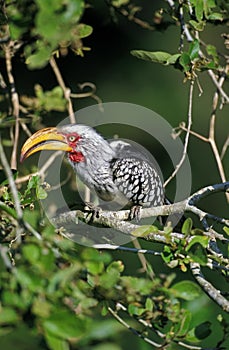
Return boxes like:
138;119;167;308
21;124;164;218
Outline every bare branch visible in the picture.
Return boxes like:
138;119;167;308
0;139;42;240
191;262;229;312
221;135;229;160
49;56;75;123
52;182;229;243
207;69;229;104
164;79;194;187
108;306;162;348
3;43;20;169
16;150;63;184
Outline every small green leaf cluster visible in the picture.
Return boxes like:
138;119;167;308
162;218;209;271
6;0;92;68
21;85;67;113
189;0;225;31
131;0;226;79
131;39;220;79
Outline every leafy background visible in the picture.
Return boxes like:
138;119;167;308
0;0;228;349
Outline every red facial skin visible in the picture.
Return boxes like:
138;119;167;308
63;132;85;163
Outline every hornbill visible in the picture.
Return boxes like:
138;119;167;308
21;124;164;217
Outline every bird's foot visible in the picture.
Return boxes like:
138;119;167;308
129;205;142;222
84;201;102;221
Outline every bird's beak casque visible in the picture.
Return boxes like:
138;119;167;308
20;127;72;162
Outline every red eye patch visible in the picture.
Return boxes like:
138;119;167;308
65;133;81;146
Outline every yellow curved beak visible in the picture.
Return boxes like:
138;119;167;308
20;127;72;162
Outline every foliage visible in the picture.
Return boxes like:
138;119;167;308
0;1;229;350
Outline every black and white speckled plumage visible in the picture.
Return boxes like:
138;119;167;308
59;124;164;208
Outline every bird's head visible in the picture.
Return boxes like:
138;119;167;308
20;124;114;164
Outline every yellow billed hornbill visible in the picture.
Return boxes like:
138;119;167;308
21;124;164;213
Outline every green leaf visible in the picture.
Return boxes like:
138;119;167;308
162;245;174;264
23;209;40;229
181;218;193;235
32;298;52;318
77;24;93;38
128;304;145;316
145;297;154;312
132;225;158;237
22;244;41;264
186;235;209;251
175;309;192;337
43;311;87;340
207;12;224;21
45;331;70;350
0;308;20;325
206;44;219;63
223;226;229;236
111;0;129;7
185;327;201;343
195;0;204;22
26;45;53;69
36;185;47;199
189;19;205;31
86;260;104;275
188;40;200;60
107;260;124;273
166;53;181;65
188;243;208;265
131;50;178;65
195;321;212;339
171;281;201;300
179;53;191;72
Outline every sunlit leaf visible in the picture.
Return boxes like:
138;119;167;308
181;217;193;235
171;281;201;300
189;19;205;31
175;309;192;337
77;24;93;38
0;308;20;325
43;311;87;340
131;50;178;65
45;331;70;350
207;12;224;21
179;53;191;72
189;40;200;60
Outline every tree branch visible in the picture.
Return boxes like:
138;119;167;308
52;182;229;236
164;79;194;187
190;262;229;312
49;56;75;123
3;42;20;169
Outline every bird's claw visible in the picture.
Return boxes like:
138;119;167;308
84;202;102;221
129;205;142;222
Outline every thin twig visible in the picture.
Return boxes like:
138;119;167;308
49;56;75;123
132;238;155;278
164;79;194;187
207;70;229;104
108;306;162;348
71;82;104;111
0;139;42;240
4;43;20;169
221;135;229;160
91;244;162;256
0;137;23;220
16;150;63;184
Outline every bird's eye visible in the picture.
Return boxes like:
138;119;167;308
68;135;77;143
